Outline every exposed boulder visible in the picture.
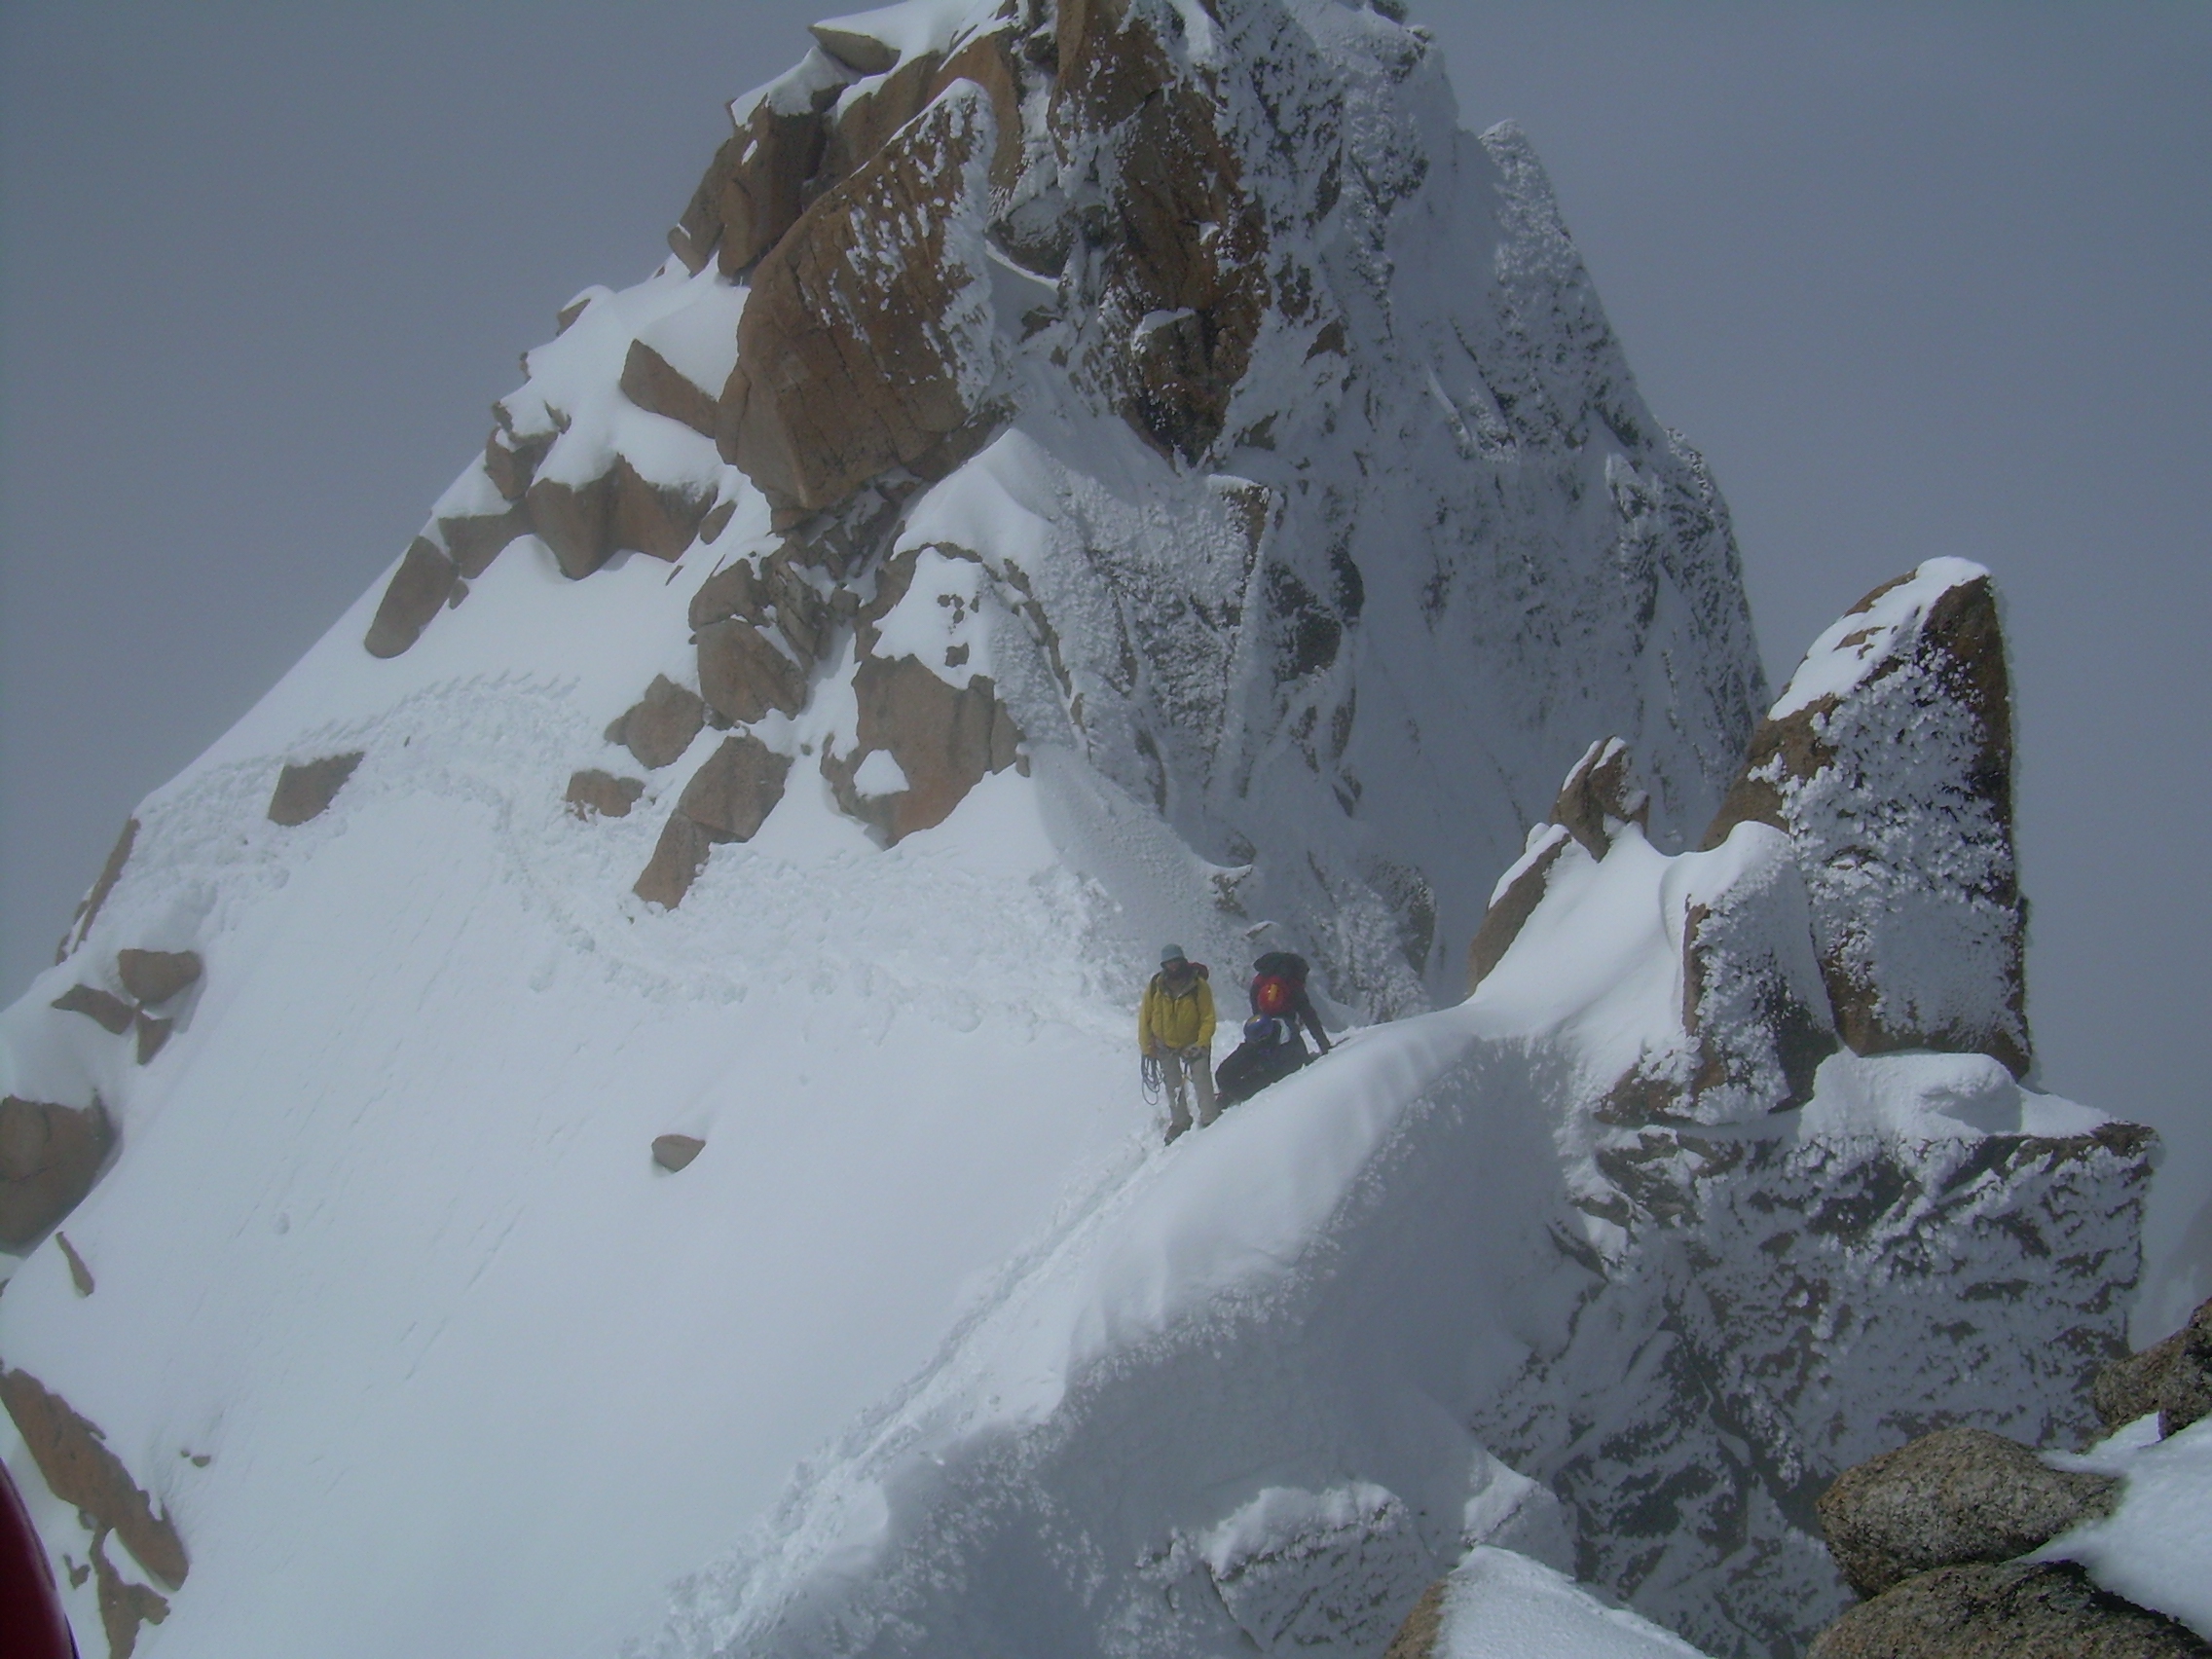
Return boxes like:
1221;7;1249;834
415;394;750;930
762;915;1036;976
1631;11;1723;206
364;537;458;658
1464;828;1570;994
134;1012;173;1065
1550;737;1648;859
92;1530;170;1659
1703;561;2028;1076
116;949;202;1007
611;676;707;770
651;1134;705;1172
809;20;900;76
51;983;134;1036
57;1231;95;1295
619;341;722;441
58;818;137;963
669;72;835;277
697;619;808;725
564;770;645;820
268;752;364;826
824;656;1021;843
634;735;793;907
437;499;531;579
718;81;1005;517
1676;823;1836;1121
483;424;555;501
526;455;716;578
1808;1561;2211;1658
689;554;834;663
0;1367;188;1588
1817;1426;2120;1599
2092;1295;2212;1438
0;1095;115;1248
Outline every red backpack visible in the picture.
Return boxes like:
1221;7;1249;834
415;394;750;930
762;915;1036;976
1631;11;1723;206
1252;974;1294;1016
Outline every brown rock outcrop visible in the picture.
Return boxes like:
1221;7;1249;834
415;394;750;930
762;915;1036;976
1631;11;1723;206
116;949;202;1007
0;1095;115;1248
611;676;707;770
633;735;793;907
1817;1426;2119;1599
1465;830;1569;995
691;553;835;663
1702;564;2028;1077
483;425;555;502
697;620;808;725
59;818;138;963
718;82;1004;517
1549;737;1648;859
364;537;458;658
134;1012;173;1065
52;984;135;1036
565;770;645;820
1808;1560;2210;1658
268;752;363;826
2093;1295;2212;1439
670;94;831;277
526;456;716;579
651;1134;706;1172
437;499;531;579
825;656;1021;843
619;340;721;440
0;1367;188;1588
92;1529;171;1659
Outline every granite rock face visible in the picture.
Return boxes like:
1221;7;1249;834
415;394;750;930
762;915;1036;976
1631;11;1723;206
1807;1562;2211;1659
1816;1426;2119;1599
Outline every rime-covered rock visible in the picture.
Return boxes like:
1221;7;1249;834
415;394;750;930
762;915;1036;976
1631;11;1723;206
1705;560;2028;1076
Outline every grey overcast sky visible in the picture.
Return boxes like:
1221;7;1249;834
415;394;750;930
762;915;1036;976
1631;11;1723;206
4;3;2208;1270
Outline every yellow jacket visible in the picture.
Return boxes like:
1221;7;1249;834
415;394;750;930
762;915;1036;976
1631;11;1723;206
1140;969;1216;1054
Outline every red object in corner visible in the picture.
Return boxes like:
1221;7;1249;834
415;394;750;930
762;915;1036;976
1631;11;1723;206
0;1461;74;1659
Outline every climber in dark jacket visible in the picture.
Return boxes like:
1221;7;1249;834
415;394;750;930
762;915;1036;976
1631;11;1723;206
1214;951;1331;1108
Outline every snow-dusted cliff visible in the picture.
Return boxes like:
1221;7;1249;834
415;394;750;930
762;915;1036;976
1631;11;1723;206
0;4;2156;1658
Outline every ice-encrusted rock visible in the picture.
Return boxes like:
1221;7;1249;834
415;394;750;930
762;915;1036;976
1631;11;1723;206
1474;1077;2150;1656
1704;560;2027;1077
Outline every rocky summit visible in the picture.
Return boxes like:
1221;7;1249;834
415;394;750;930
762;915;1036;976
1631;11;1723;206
0;5;2168;1659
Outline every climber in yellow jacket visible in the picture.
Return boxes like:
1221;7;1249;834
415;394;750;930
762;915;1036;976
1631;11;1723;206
1140;944;1217;1141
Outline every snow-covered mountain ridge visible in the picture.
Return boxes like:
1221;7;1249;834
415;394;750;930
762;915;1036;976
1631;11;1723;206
0;2;2159;1656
